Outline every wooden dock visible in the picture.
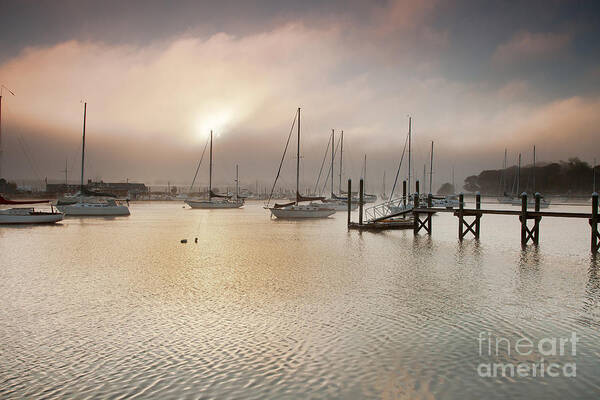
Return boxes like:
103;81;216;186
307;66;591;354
348;219;413;231
346;178;600;254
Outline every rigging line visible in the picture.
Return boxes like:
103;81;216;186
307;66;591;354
389;131;410;201
17;135;42;181
320;134;342;195
266;110;297;207
313;131;332;195
313;133;333;194
188;136;210;193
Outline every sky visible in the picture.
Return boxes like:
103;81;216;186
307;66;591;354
0;0;599;192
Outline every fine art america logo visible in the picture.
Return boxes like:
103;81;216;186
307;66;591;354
477;331;578;378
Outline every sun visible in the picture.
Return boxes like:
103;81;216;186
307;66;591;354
194;109;233;141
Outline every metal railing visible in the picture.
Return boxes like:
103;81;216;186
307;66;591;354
364;196;413;222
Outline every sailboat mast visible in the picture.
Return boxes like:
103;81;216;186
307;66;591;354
236;164;239;199
80;102;87;194
339;130;343;194
209;130;213;199
65;158;68;185
331;129;334;197
383;171;386;196
296;107;300;205
429;141;434;194
408;117;412;195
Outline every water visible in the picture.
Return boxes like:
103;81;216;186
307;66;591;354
1;201;599;399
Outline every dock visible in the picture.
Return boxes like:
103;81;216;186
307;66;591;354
347;178;600;254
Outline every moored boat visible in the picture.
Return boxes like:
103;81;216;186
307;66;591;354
0;196;63;224
266;108;335;219
60;102;131;216
184;131;244;209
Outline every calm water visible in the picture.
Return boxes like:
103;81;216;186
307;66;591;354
1;201;599;399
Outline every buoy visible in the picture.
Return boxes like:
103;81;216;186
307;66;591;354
181;239;187;243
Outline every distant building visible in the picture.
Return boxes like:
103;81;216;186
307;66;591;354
46;180;149;199
0;178;17;194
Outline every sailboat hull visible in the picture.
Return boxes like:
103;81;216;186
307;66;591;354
185;199;244;209
57;203;130;216
0;209;64;224
269;205;335;219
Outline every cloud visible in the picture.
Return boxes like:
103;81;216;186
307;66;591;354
492;31;571;65
0;1;597;188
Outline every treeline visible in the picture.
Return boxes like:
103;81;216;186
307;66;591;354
463;158;598;195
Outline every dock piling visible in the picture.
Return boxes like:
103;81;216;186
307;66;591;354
456;193;480;239
475;192;481;238
413;192;419;234
520;193;528;246
427;194;433;233
458;193;464;240
402;180;407;207
359;179;364;225
591;192;599;253
519;192;541;246
347;179;352;227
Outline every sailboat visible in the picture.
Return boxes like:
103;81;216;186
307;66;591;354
361;155;377;203
185;130;244;209
56;103;130;216
314;129;357;211
497;149;513;204
428;141;458;208
0;196;64;224
0;89;63;224
266;108;335;219
379;171;387;200
331;130;359;205
510;146;550;208
387;117;415;214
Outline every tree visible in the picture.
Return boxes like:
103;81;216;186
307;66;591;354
463;175;480;193
437;182;455;195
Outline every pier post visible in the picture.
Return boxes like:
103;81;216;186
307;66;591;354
402;180;407;207
427;193;433;233
534;193;541;245
475;192;481;239
458;193;464;240
591;192;599;254
416;180;420;200
413;192;420;234
359;179;364;225
347;179;352;227
520;192;528;246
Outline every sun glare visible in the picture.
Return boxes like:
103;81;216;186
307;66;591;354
194;109;233;141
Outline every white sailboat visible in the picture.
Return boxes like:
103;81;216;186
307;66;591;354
56;103;130;216
266;108;335;219
185;130;244;209
0;89;63;224
313;129;357;211
0;197;63;225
